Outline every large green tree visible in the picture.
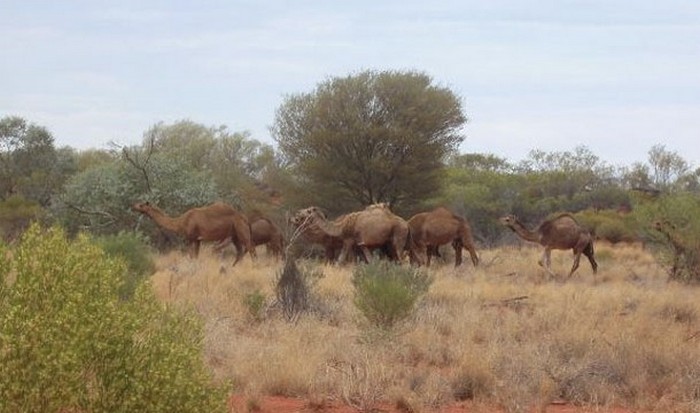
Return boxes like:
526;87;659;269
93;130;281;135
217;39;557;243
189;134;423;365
0;116;76;206
272;70;467;213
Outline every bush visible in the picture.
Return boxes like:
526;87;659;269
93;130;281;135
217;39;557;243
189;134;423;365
573;209;639;244
274;259;323;321
634;193;700;283
244;289;267;322
96;231;156;300
0;224;227;413
0;195;44;242
352;261;432;329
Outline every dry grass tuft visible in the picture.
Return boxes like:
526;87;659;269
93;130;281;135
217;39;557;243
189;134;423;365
148;244;700;412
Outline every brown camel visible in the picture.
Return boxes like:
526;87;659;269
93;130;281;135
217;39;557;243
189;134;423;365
290;207;346;262
292;203;409;264
251;216;285;258
218;215;286;259
132;201;255;266
499;213;597;277
407;207;479;267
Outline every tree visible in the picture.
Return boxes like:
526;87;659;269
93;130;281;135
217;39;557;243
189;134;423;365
0;116;76;206
272;70;467;213
622;145;698;194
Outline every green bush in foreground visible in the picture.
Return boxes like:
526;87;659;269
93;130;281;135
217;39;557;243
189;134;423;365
0;224;227;413
95;231;156;300
352;261;432;329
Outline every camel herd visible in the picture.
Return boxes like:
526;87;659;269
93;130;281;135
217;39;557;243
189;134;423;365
132;201;600;277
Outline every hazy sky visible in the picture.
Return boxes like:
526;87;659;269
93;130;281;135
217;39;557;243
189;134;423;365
2;1;699;166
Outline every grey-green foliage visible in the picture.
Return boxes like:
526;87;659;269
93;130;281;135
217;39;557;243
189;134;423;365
352;261;432;329
141;120;279;208
0;194;45;241
56;151;218;237
95;231;156;300
0;224;227;413
635;193;700;282
0;116;77;206
623;144;700;193
56;158;143;235
272;69;466;214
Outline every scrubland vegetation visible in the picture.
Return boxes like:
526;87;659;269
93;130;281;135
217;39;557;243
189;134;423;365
3;70;700;412
148;244;700;413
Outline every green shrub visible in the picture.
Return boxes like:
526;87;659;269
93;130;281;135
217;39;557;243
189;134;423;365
574;209;638;244
634;194;700;283
96;231;156;300
0;195;44;242
0;224;227;413
244;289;267;322
352;261;432;329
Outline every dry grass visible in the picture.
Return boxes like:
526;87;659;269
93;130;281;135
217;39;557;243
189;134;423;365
148;243;700;413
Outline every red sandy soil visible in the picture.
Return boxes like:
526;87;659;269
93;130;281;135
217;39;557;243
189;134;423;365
229;395;640;413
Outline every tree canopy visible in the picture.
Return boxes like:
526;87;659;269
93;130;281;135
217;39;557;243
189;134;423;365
272;69;467;213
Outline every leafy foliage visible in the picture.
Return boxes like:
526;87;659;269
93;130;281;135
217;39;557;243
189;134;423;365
272;69;466;214
634;193;700;282
0;116;77;206
0;225;227;412
352;261;432;329
0;195;44;242
573;209;639;244
95;231;156;300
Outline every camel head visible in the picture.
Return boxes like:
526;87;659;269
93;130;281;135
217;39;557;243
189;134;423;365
499;214;518;229
290;206;326;228
132;201;153;214
652;219;675;232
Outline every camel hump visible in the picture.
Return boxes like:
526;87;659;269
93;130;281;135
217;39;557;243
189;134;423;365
247;209;266;222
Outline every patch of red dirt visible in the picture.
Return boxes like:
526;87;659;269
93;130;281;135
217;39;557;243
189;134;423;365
228;395;641;413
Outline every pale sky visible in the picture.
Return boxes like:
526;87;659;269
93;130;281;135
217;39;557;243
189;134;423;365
2;1;699;166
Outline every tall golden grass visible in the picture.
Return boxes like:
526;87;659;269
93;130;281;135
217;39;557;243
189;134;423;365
149;243;700;413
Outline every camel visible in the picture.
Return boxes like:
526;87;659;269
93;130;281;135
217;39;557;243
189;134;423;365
290;207;346;262
250;216;285;258
132;201;255;266
217;215;285;259
499;213;597;277
407;207;479;267
291;203;409;264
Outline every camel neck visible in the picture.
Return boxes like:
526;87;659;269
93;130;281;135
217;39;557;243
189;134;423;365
509;220;541;243
144;207;184;235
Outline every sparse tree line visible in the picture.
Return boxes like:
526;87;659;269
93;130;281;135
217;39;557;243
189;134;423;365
2;69;700;280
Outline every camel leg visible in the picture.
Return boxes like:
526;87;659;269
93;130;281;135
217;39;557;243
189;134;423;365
584;242;598;274
358;244;373;263
246;243;258;260
231;240;245;266
539;248;556;277
459;234;479;267
466;245;479;267
191;240;201;258
569;250;582;278
452;239;463;267
337;240;354;265
325;246;337;263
